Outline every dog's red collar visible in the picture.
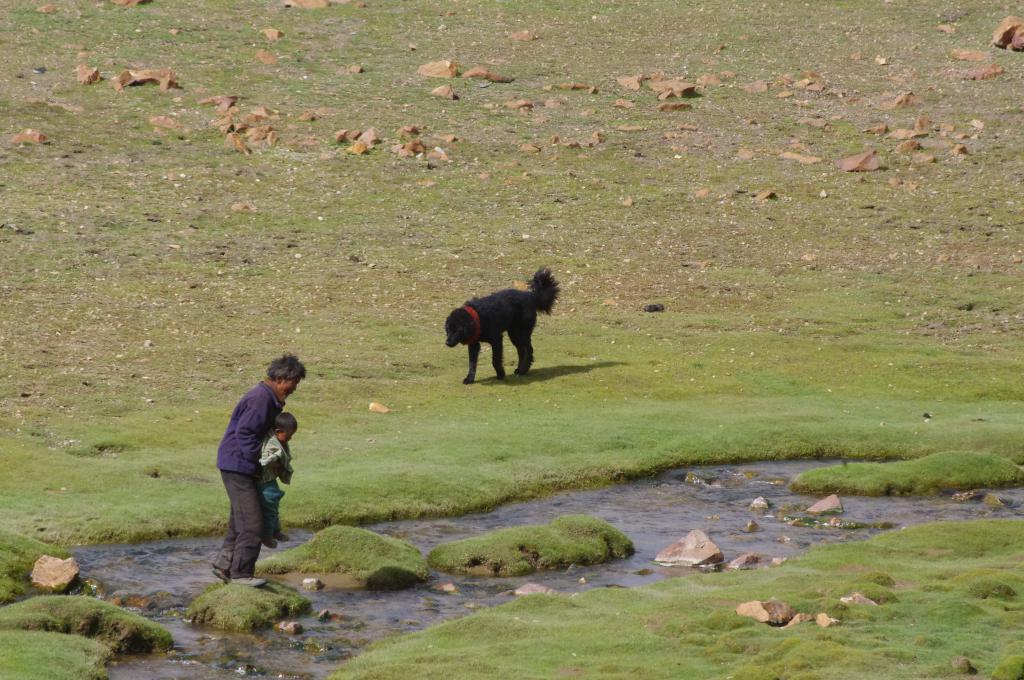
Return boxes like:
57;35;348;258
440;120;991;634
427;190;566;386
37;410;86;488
462;305;481;345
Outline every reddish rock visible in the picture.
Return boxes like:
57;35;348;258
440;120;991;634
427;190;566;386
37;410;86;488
726;552;761;571
31;555;79;592
514;582;557;596
806;494;843;514
654;530;724;567
735;599;796;625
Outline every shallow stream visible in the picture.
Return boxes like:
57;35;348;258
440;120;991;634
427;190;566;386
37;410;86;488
71;460;1023;680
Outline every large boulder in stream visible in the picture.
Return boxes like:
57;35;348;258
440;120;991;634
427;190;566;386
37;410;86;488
256;526;429;590
0;528;70;604
30;555;80;593
654;529;723;567
187;582;311;632
428;515;634;577
0;595;172;653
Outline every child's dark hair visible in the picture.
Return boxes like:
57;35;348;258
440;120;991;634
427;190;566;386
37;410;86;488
275;412;298;432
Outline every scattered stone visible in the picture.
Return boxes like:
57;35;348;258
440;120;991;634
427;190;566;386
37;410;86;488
983;493;1006;508
735;599;796;626
368;401;390;414
743;520;760;533
514;582;557;596
435;582;459;594
770;557;787;566
510;31;537;41
418;60;459;78
642;304;665;313
815;612;838;627
952;489;984;502
992;16;1024;48
277;621;303;634
836;149;880;172
950;656;976;674
963;64;1004;81
749;496;770;511
301;578;323;591
10;129;47;145
840;592;878;606
783;612;814;628
654;530;723;567
31;555;79;592
684;472;707;485
726;552;761;571
806;494;843;514
76;65;101;84
430;85;458;100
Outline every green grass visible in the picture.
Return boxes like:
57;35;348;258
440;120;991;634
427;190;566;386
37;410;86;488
427;514;633;576
1;0;1024;545
186;582;310;632
791;451;1024;495
0;595;172;654
331;519;1024;679
256;525;429;590
0;530;68;604
0;630;110;680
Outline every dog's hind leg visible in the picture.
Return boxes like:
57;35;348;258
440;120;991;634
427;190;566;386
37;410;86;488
510;330;534;375
464;342;481;384
490;336;506;380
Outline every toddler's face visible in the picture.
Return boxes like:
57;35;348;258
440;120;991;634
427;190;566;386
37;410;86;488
276;428;296;444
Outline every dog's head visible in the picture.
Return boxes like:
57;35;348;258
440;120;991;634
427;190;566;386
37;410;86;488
445;307;475;347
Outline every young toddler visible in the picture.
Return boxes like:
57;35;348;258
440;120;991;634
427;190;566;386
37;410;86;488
258;412;297;548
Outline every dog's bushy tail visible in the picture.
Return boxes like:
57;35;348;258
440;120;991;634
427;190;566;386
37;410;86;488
529;267;559;314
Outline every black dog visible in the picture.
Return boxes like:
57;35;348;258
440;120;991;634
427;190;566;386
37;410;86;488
445;268;559;384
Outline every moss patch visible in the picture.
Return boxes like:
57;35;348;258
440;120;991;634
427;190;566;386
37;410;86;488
791;451;1024;496
0;595;171;654
427;514;634;576
256;526;429;590
0;630;110;680
993;655;1024;680
186;582;310;632
0;529;69;604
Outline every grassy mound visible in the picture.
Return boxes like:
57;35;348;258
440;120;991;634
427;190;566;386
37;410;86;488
186;582;310;632
331;520;1024;679
256;526;429;590
0;529;69;604
0;595;172;654
791;451;1024;496
427;515;634;576
0;630;110;680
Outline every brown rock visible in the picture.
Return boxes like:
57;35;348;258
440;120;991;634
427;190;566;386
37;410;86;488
277;621;303;634
616;75;645;91
779;151;822;164
783;612;814;629
951;49;989;62
509;31;537;41
262;28;284;41
657;102;691;112
111;68;179;92
461;66;513;83
726;552;761;571
435;582;459;593
31;555;79;592
418;60;459;78
743;80;768;93
895;140;921;153
283;0;329;7
301;578;324;591
430;84;458;100
963;64;1004;80
806;494;843;514
514;582;557;596
735;600;796;625
840;592;878;606
356;128;380;146
11;129;48;145
654;529;724;567
992;16;1024;48
836;150;879;172
255;49;278;65
76;65;101;84
815;612;838;627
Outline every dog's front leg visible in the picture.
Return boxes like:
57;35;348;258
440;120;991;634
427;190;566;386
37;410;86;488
490;336;505;380
464;342;480;384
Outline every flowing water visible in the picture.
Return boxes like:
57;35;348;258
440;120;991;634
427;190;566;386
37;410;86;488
70;460;1023;680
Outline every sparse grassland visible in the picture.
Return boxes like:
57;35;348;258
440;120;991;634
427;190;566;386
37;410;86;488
2;0;1024;545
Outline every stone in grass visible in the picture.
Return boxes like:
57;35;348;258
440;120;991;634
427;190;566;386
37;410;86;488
0;595;172;653
0;528;70;604
950;656;976;674
427;515;634;577
655;529;723;567
735;599;796;626
0;630;111;680
256;526;429;590
187;582;310;633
